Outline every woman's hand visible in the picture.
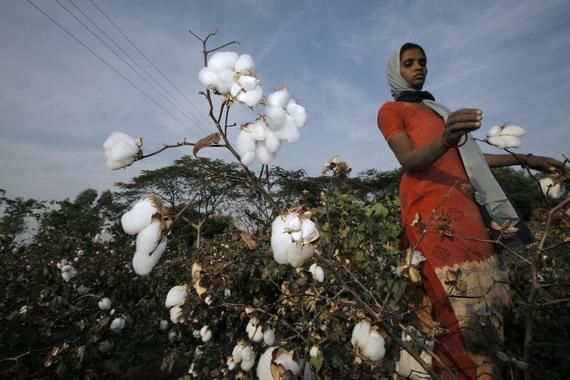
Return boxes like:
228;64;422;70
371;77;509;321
524;154;564;173
443;108;482;145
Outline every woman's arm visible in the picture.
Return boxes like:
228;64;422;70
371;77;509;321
387;108;482;172
485;153;563;172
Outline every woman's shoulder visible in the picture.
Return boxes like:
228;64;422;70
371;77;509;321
379;101;405;113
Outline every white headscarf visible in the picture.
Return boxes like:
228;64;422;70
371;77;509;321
386;45;519;226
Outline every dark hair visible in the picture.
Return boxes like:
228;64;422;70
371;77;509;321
400;42;426;60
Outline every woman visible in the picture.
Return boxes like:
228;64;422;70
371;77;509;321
377;43;561;379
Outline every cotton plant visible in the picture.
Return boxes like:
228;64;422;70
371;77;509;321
164;284;189;324
256;346;301;380
395;327;433;380
270;209;320;267
121;194;171;276
540;176;567;199
103;131;143;170
309;263;325;283
485;123;526;149
98;297;112;311
351;320;386;362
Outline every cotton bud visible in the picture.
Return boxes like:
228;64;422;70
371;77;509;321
351;321;386;361
257;347;301;380
159;320;168;331
267;88;290;108
200;325;213;342
61;264;77;282
263;328;276;346
110;317;126;333
540;177;566;199
246;317;264;342
309;263;325;283
103;131;142;170
98;340;114;353
98;297;112;311
234;54;255;73
169;305;185;324
121;196;161;235
165;285;188;308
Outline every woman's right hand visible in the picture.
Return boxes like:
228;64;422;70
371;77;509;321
443;108;482;145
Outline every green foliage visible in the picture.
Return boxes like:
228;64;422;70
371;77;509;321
492;167;542;220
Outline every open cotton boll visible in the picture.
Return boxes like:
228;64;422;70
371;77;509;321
238;74;258;91
309;263;325;283
110;317;126;332
107;140;139;162
396;329;432;380
265;105;287;130
200;325;212;342
230;82;242;97
264;129;280;153
121;197;157;235
351;321;371;347
270;216;291;265
361;330;386;361
286;100;307;128
135;220;162;256
198;67;218;88
165;285;188;308
246;318;264;342
500;124;526;137
207;51;239;72
487;136;508;148
540;177;566;199
267;88;290;108
98;297;112;310
106;157;135;170
133;236;167;276
234;54;255;73
310;346;320;358
500;135;521;148
61;265;77;282
236;130;256;157
56;259;68;270
256;142;275;165
214;69;236;94
487;125;502;137
300;219;318;242
411;250;426;266
240;345;256;371
275;116;300;143
256;346;277;380
103;131;139;151
285;213;302;232
246;120;267;141
287;244;315;268
263;328;275;346
169;304;184;324
241;151;256;166
273;349;301;376
237;85;263;107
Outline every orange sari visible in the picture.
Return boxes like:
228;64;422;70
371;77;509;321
378;102;510;379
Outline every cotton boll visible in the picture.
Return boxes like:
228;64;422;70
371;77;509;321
275;116;300;143
134;219;162;256
207;51;239;71
487;125;502;137
487;136;507;148
238;74;258;91
310;346;320;358
56;259;68;270
227;356;237;371
500;124;526;137
215;69;236;94
271;216;291;265
256;346;277;380
107;139;139;162
396;329;432;380
361;330;385;361
309;264;325;283
165;285;188;308
236;130;256;157
411;250;426;266
263;328;275;346
77;285;90;296
237;85;263;107
285;213;302;232
273;349;301;376
241;151;256;166
265;105;287;130
230;82;242;97
98;297;112;310
133;227;167;276
247;120;267;141
200;325;212;342
286;243;315;268
106;157;135;170
500;135;521;148
286;100;307;128
234;54;255;73
300;219;318;242
540;177;566;199
246;318;264;342
351;321;371;347
169;304;184;324
98;340;114;353
224;288;231;297
110;317;126;332
240;345;256;371
267;88;290;108
232;343;244;363
121;197;157;235
256;142;275;165
198;67;218;88
61;265;77;282
264;129;281;153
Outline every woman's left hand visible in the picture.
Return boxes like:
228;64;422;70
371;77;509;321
525;154;564;173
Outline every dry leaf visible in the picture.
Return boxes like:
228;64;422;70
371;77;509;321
193;132;220;157
191;262;208;296
410;213;421;228
445;268;467;292
458;182;475;195
437;215;454;238
240;233;257;250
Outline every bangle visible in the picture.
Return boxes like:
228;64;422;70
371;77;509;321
457;134;468;147
441;134;456;148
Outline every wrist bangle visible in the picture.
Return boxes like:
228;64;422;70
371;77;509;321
457;134;468;147
441;134;456;148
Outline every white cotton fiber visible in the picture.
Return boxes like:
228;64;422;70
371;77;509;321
107;140;138;162
214;69;235;94
500;135;521;148
165;285;188;308
501;124;526;137
110;317;126;332
267;88;290;108
540;177;566;199
238;74;258;91
396;329;432;380
132;237;166;276
121;197;157;235
361;330;386;361
273;349;301;375
106;157;134;170
169;304;184;324
286;244;315;268
98;297;112;310
487;136;507;148
135;220;162;255
236;130;256;157
275;116;300;143
286;100;307;128
264;129;281;153
237;85;263;107
256;346;277;380
487;125;502;137
198;67;218;88
248;120;267;141
270;216;291;265
234;54;255;73
263;328;275;346
256;142;275;164
230;82;242;97
207;51;239;72
265;105;287;130
241;151;256;166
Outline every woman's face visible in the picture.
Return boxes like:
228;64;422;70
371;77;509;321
400;47;427;90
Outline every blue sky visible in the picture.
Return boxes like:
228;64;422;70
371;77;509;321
1;0;569;201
